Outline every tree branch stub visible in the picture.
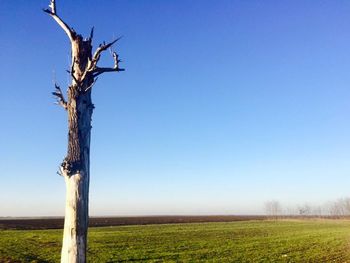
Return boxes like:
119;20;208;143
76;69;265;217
52;84;67;110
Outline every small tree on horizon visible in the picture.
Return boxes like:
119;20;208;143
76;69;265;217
264;200;282;219
43;1;124;262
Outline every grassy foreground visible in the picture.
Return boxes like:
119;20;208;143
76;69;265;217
1;220;350;262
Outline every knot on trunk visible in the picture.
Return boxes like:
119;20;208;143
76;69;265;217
61;159;81;176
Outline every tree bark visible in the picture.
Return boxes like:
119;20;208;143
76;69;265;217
43;1;124;262
61;81;93;263
59;37;94;262
61;171;89;262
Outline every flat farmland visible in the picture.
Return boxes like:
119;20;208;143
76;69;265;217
0;216;265;230
1;219;350;262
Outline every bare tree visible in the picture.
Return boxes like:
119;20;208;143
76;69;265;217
329;202;342;217
342;198;350;215
311;205;323;217
328;198;349;217
297;204;312;217
43;1;124;262
285;206;297;216
264;200;282;219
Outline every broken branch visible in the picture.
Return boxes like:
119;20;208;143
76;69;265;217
52;84;67;110
89;27;94;41
93;51;124;77
89;37;122;71
43;0;76;41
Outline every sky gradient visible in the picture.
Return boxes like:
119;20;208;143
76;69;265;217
1;0;350;216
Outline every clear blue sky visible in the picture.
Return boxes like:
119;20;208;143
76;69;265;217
1;0;350;216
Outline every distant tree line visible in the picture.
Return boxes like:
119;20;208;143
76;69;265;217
264;198;350;218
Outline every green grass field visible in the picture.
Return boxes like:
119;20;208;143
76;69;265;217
1;220;350;262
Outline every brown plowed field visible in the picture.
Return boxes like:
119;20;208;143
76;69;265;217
0;215;266;230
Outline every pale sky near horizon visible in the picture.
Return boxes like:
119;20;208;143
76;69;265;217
1;0;350;216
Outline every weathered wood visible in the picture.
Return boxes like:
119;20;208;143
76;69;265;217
61;171;89;262
44;0;123;262
60;40;93;263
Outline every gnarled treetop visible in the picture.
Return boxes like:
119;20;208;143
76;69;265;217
44;0;124;108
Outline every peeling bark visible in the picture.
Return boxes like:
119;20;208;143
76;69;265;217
44;1;124;262
61;171;89;263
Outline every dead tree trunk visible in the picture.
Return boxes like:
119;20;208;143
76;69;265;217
43;1;124;262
